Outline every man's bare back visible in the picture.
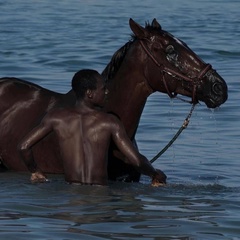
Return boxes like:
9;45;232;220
18;69;167;186
44;107;124;185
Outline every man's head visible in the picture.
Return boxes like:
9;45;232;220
72;69;108;106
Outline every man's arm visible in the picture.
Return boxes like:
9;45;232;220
109;115;166;184
18;119;52;174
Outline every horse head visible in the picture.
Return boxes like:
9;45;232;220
129;18;228;108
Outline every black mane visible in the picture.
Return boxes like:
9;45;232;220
101;40;133;81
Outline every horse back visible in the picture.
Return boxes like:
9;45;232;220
0;77;68;172
0;77;62;128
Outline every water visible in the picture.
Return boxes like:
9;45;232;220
0;0;240;239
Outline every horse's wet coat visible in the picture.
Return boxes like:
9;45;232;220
0;19;227;181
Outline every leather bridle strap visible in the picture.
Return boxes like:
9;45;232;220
139;40;212;103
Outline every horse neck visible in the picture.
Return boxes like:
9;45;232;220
104;46;152;138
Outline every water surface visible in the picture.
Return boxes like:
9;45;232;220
0;0;239;239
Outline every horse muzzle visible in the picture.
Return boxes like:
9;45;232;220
199;70;228;108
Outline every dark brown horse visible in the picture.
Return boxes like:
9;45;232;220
0;19;227;182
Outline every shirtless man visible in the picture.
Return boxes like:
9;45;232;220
18;69;166;186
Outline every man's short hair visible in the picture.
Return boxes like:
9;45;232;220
72;69;99;99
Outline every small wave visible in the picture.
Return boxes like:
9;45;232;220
215;50;240;57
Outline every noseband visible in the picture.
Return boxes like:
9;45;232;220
139;40;212;104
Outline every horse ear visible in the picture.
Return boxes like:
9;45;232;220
151;18;162;30
129;18;149;39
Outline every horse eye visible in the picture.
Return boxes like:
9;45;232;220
166;45;178;62
166;45;175;54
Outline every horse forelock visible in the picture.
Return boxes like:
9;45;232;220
145;21;162;31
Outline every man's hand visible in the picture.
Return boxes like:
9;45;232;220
31;171;48;183
151;169;167;187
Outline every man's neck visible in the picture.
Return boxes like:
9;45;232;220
74;99;100;113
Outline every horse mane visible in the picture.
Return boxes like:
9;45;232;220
101;40;133;81
102;21;162;82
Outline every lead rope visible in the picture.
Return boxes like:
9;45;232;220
150;103;196;164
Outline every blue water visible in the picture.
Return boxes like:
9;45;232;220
0;0;240;239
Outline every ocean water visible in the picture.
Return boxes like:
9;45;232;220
0;0;240;239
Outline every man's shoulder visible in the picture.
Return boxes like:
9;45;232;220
44;107;76;122
96;111;118;121
96;112;122;129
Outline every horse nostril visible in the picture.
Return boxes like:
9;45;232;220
212;82;222;95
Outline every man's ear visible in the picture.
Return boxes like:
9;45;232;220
86;89;93;98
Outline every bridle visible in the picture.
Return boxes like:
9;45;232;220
139;39;212;104
139;38;213;162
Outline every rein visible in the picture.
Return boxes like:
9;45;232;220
150;103;195;163
139;39;212;104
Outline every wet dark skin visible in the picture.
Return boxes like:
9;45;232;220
18;70;166;186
